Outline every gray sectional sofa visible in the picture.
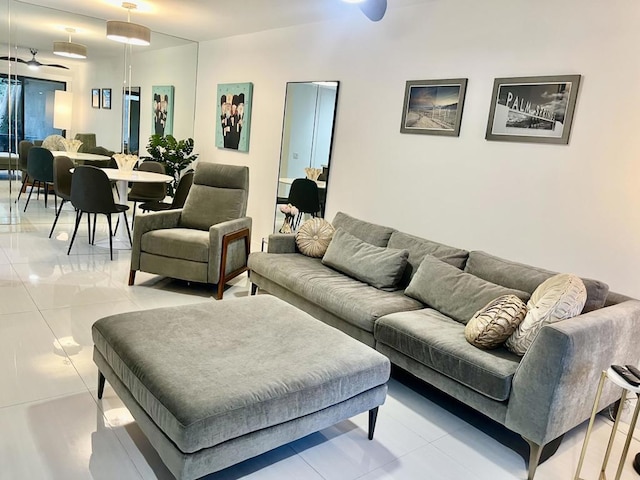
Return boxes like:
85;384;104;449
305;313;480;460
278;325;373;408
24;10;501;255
248;212;640;480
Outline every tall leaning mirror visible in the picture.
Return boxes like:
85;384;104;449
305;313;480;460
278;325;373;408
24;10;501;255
274;81;339;233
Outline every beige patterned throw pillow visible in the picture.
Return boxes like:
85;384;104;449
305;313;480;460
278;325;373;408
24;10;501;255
295;218;335;258
465;295;527;349
506;273;587;356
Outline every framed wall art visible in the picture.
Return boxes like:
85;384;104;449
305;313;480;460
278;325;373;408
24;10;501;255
152;85;175;137
216;82;253;152
485;75;581;144
102;88;111;110
400;78;468;137
91;88;100;109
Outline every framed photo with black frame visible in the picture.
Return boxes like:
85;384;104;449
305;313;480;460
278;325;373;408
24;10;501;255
102;88;112;110
485;74;581;145
91;88;100;109
400;78;468;137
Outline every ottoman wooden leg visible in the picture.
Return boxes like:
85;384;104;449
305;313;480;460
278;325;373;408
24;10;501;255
97;371;106;399
368;407;379;440
251;283;258;295
128;270;136;286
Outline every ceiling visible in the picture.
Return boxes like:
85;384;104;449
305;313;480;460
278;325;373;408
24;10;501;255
5;0;431;65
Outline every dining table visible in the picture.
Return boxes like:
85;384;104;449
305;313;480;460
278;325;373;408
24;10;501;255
50;151;112;164
102;168;173;249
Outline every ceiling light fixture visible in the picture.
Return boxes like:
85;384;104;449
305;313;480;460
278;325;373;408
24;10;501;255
53;28;87;59
106;2;151;46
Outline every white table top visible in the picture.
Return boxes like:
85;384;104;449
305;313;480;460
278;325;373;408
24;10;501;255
279;177;326;189
103;169;173;183
50;151;111;161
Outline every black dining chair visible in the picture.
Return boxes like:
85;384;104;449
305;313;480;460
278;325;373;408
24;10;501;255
139;170;194;212
288;178;320;229
49;156;74;238
67;166;132;260
24;147;56;212
128;161;166;220
16;140;33;202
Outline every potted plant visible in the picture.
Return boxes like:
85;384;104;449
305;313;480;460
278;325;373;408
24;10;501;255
146;134;199;196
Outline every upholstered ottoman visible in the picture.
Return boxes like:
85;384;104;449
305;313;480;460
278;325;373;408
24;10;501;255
92;295;390;480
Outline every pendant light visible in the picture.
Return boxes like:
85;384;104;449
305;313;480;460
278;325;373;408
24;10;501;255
53;28;87;59
106;2;151;46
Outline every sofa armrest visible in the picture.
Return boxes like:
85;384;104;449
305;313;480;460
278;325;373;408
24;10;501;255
130;210;182;270
267;234;297;253
208;217;252;285
505;300;640;445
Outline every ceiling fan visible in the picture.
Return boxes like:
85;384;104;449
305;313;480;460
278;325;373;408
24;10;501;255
0;48;69;70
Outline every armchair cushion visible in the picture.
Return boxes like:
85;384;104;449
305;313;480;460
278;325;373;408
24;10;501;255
180;187;246;230
142;228;209;263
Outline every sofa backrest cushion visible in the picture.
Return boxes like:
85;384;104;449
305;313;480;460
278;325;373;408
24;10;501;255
388;231;469;288
332;212;395;247
464;251;609;313
405;255;531;324
322;228;409;290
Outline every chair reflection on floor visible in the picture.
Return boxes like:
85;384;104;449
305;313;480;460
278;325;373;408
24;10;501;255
67;166;132;261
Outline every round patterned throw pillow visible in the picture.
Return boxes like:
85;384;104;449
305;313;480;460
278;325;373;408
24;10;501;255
505;273;587;356
295;218;335;258
464;295;527;349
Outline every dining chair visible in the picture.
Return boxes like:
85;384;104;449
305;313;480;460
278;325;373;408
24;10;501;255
287;178;320;229
16;140;33;202
49;155;74;238
24;147;56;212
139;170;194;212
128;161;166;220
67;166;132;260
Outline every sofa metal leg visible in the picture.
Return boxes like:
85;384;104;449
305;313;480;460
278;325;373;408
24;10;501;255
97;371;106;399
251;283;258;295
128;270;136;286
523;437;543;480
368;407;379;440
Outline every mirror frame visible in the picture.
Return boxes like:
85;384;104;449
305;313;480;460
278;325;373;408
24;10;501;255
274;80;340;232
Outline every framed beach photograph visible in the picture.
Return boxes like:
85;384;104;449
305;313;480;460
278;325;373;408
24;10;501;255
215;82;254;152
400;78;468;137
485;75;581;144
91;88;100;109
102;88;111;110
152;85;175;137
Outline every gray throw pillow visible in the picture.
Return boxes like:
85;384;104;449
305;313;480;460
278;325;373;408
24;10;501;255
405;255;531;324
322;228;409;290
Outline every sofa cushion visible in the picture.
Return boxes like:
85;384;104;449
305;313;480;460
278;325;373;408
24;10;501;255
388;231;469;287
465;295;527;349
141;228;209;263
405;255;530;324
295;218;335;258
332;212;395;247
322;228;409;290
464;251;608;313
375;309;521;401
506;274;587;355
248;252;423;333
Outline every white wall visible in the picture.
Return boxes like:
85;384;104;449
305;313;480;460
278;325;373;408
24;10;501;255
194;0;640;296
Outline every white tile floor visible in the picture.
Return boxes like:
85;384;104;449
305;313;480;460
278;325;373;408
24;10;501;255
1;180;639;480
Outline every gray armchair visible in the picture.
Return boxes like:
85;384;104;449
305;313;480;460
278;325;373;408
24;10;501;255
129;162;251;299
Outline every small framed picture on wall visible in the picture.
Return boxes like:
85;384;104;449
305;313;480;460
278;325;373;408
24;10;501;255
102;88;112;110
91;88;100;109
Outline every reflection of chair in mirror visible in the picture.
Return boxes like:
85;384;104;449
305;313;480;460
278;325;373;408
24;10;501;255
140;170;194;212
24;147;56;212
129;162;251;300
17;140;34;202
67;166;132;261
49;155;74;238
128;161;166;220
74;133;96;153
288;178;320;229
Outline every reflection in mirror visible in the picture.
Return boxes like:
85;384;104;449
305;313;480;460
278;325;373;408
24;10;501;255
274;81;339;233
123;86;140;154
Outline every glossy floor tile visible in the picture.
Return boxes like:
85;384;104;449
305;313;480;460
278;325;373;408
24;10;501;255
0;181;639;479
